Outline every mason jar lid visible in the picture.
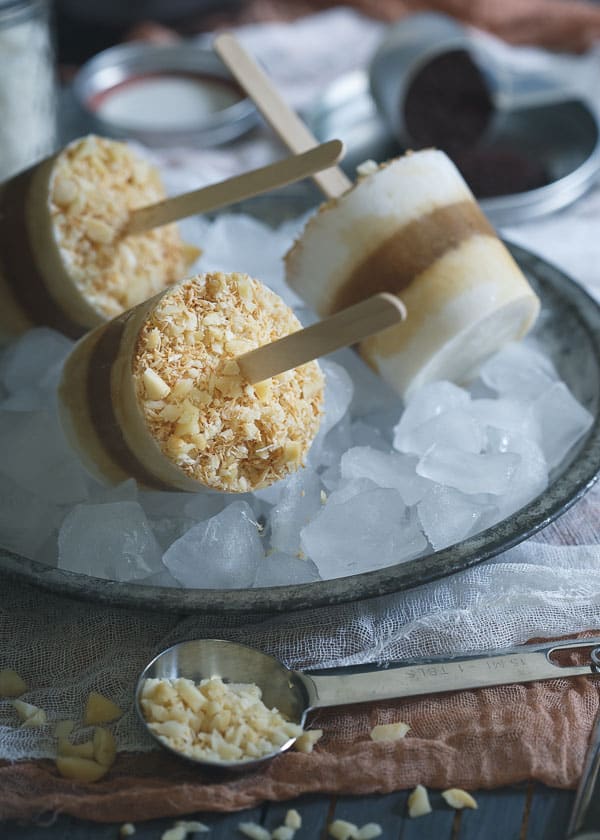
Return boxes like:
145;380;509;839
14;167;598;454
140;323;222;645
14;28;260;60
72;42;259;148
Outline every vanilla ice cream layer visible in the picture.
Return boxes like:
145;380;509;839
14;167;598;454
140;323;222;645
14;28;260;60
285;149;474;315
361;235;540;397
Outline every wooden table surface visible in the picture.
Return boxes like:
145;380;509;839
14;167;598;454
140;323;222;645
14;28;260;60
1;784;576;839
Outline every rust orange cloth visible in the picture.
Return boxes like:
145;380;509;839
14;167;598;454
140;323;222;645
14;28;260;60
0;660;597;822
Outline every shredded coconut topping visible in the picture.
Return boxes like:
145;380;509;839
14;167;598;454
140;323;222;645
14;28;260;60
49;135;197;318
133;271;323;492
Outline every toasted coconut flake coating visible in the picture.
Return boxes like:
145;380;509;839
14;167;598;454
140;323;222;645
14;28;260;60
50;135;195;318
133;272;323;492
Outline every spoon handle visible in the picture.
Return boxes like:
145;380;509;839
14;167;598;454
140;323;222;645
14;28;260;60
298;637;600;710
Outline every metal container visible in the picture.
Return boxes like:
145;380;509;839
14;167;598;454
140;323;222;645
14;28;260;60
72;42;259;148
369;12;576;151
305;69;600;227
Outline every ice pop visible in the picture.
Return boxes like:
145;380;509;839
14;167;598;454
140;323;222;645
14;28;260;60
215;35;540;399
0;135;194;340
59;271;324;493
285;150;540;397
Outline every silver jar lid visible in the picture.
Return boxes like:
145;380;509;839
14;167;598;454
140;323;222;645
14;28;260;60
72;42;259;148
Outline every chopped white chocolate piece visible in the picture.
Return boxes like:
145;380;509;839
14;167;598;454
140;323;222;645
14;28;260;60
83;691;123;725
22;708;47;728
57;738;95;759
55;755;109;783
143;368;171;400
12;699;46;726
294;728;323;754
161;827;187;840
408;784;432;818
442;788;478;810
93;727;117;768
140;675;303;764
272;827;295;840
356;159;379;177
0;669;27;697
237;822;271;840
174;821;209;834
356;824;383;840
328;819;359;840
285;809;302;830
119;824;136;838
369;721;410;741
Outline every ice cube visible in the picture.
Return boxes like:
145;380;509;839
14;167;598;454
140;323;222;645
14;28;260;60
417;485;494;550
393;381;470;447
87;478;138;504
269;467;323;556
0;475;61;559
528;382;593;469
486;427;549;518
350;420;390;451
340;446;431;505
479;341;558;399
310;414;353;469
0;409;89;504
58;501;164;581
331;347;402;419
395;409;485;456
254;552;321;587
308;360;354;468
252;478;289;507
417;444;520;495
301;487;428;578
162;501;263;588
134;568;181;587
318;360;354;437
151;516;197;551
327;477;380;505
0;328;72;393
471;397;537;439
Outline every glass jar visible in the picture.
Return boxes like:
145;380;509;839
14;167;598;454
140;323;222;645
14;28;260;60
0;0;57;181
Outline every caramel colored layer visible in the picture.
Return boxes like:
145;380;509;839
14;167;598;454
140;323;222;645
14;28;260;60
0;163;84;338
87;316;172;491
331;199;496;312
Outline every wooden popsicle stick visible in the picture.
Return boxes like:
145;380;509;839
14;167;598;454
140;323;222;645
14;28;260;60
215;33;353;200
236;293;406;385
125;139;345;236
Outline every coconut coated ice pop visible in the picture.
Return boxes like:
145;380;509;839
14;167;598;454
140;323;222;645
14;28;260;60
58;271;324;493
0;135;196;341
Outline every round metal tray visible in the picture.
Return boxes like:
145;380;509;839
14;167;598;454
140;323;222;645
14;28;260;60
1;242;600;614
304;70;600;227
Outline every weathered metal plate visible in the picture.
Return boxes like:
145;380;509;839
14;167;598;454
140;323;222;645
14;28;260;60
1;240;599;613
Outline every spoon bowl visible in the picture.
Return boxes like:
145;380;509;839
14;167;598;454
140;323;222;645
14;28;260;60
134;639;310;771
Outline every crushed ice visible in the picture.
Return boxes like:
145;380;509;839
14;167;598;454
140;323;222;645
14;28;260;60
0;213;594;588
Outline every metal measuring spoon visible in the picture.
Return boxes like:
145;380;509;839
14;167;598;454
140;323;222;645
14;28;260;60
135;637;600;772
